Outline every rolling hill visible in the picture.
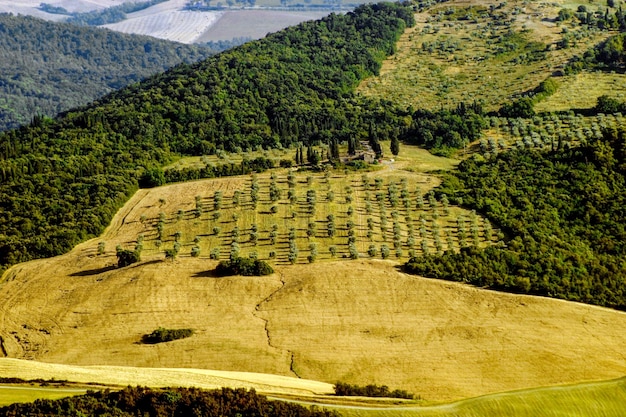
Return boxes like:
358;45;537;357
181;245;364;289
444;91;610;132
1;170;626;402
1;0;626;412
0;13;214;131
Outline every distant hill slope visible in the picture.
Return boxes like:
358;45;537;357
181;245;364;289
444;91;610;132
0;13;214;130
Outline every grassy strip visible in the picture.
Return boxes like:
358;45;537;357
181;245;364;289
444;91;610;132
333;377;626;417
0;386;86;407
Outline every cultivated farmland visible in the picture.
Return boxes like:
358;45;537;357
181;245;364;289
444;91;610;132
1;145;626;402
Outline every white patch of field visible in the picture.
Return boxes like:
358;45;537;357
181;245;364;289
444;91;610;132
195;10;330;42
0;358;333;396
0;0;127;15
103;9;222;44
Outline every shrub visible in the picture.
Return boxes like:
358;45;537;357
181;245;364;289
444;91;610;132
116;247;140;267
215;256;274;276
210;247;220;260
141;327;193;344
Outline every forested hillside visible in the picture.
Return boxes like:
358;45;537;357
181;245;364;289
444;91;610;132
0;13;214;131
406;128;626;310
0;3;414;272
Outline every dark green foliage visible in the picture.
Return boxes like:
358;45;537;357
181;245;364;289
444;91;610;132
390;136;400;156
0;3;413;274
403;103;485;152
141;327;193;344
407;132;626;310
116;247;141;268
334;382;415;399
215;256;274;276
498;97;535;118
0;386;337;417
139;167;166;188
0;13;213;131
594;95;626;114
566;32;626;73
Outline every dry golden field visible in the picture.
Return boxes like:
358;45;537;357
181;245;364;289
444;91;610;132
1;153;626;402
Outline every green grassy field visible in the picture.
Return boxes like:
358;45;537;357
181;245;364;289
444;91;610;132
327;377;626;417
0;386;86;407
358;1;610;112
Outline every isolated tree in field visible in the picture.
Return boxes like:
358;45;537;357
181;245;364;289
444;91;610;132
368;244;377;257
214;191;223;210
191;245;201;257
288;241;298;264
97;241;105;255
380;244;390;259
288;189;297;205
269;179;281;202
116;245;141;268
308;242;318;263
416;193;424;209
269;224;278;244
307;222;316;238
230;242;240;259
348;242;359;259
194;195;203;217
329;245;337;257
327;214;336;237
327;190;335;202
306;189;316;214
441;194;450;215
210;247;220;260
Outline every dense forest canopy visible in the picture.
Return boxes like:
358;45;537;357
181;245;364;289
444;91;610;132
0;13;215;131
406;128;626;310
0;2;415;273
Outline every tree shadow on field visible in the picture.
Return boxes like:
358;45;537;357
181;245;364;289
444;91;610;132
192;270;220;278
70;265;117;276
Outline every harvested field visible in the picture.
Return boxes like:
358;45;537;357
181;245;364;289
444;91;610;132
195;10;330;42
0;358;333;396
1;227;626;401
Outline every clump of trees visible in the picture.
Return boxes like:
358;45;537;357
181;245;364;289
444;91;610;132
215;256;274;276
116;246;141;268
334;382;415;399
141;327;193;344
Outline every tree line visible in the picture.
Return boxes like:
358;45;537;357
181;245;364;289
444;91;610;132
0;386;338;416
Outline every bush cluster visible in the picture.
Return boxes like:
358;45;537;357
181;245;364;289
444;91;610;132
141;327;193;344
334;382;415;399
215;256;274;276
